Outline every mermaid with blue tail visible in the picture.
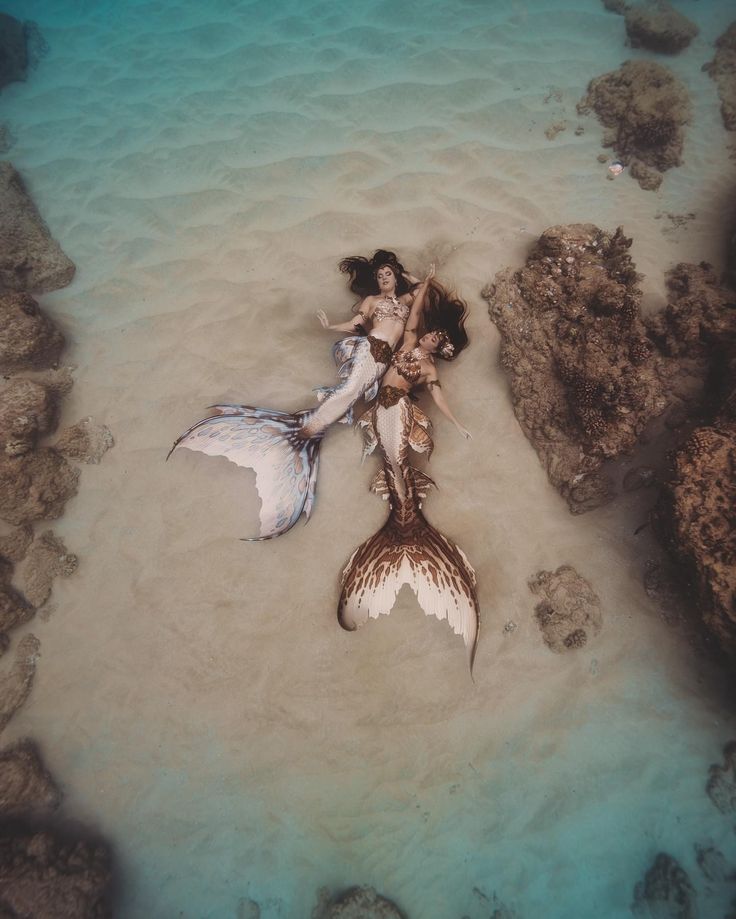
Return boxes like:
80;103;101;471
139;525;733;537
167;252;431;539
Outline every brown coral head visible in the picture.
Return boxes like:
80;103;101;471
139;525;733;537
564;628;588;649
629;338;654;364
637;116;677;150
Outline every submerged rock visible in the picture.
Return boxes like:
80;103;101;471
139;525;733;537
54;417;114;464
704;22;736;132
0;739;61;816
0;162;75;294
0;572;33;652
528;565;603;653
0;825;113;918
654;424;736;654
19;530;78;608
0;377;58;456
578;60;691;191
707;742;736;814
624;2;698;55
484;223;667;512
0;292;64;373
312;885;407;919
0;634;39;735
0;13;28;92
0;449;79;525
647;263;736;359
632;853;696;918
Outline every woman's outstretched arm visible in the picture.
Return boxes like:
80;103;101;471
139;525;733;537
427;375;472;439
402;265;435;349
316;297;373;333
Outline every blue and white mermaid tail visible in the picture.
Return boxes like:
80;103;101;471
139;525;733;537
338;391;480;671
307;334;388;430
167;335;390;540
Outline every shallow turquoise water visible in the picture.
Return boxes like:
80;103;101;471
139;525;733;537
3;0;736;916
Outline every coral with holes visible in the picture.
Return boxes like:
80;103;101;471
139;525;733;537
624;2;698;55
704;22;736;132
578;60;691;191
484;223;668;513
646;262;736;359
654;422;736;657
528;565;603;653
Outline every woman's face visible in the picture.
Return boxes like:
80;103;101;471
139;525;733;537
376;265;397;294
420;330;442;353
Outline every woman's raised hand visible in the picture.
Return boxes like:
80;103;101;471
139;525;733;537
316;309;330;329
424;263;436;283
456;423;472;440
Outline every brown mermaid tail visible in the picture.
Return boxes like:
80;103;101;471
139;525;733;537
339;394;480;671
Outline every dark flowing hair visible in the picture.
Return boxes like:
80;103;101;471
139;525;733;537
338;249;469;360
339;249;414;299
422;280;469;361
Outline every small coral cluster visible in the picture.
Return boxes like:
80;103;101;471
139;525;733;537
578;60;691;190
704;23;736;132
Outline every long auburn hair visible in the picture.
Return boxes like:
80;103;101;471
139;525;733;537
338;248;469;360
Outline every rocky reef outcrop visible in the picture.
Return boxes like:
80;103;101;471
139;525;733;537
312;886;407;919
0;826;114;918
631;853;697;918
0;162;75;294
529;565;603;652
624;2;698;55
0;634;39;733
0;14;28;92
704;22;736;133
0;293;65;372
483;223;668;512
0;740;60;816
578;60;691;191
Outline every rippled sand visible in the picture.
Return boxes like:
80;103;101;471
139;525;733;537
2;0;736;915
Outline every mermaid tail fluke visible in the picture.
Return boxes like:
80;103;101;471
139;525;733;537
167;405;321;540
341;395;480;672
338;500;480;671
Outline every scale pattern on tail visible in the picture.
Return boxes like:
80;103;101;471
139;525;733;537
340;394;480;670
168;404;321;540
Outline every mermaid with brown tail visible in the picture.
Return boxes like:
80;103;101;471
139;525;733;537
338;273;480;670
168;252;434;539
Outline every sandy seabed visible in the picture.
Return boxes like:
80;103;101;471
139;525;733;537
1;0;736;916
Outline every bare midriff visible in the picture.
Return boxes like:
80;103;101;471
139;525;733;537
369;317;409;349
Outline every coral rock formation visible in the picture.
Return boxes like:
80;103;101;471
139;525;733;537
312;886;407;919
0;449;79;526
0;377;58;456
0;293;64;372
654;423;736;655
55;418;115;465
0;827;113;918
0;739;61;816
631;853;697;918
528;565;603;652
707;741;736;815
0;14;28;92
0;634;39;734
0;163;75;293
704;22;736;132
483;223;667;512
578;60;691;191
19;530;78;608
624;2;698;55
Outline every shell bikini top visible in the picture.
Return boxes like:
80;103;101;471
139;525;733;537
392;346;433;384
372;295;410;324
